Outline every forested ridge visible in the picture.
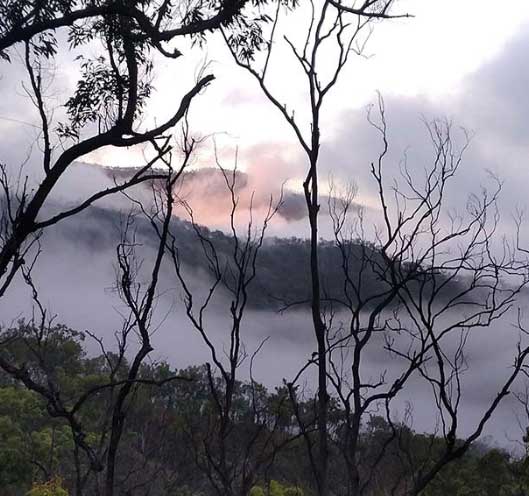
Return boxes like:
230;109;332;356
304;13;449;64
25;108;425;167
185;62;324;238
50;199;463;310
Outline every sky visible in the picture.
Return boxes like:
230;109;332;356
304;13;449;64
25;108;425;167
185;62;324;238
3;0;529;449
4;0;529;228
72;0;529;238
143;0;529;144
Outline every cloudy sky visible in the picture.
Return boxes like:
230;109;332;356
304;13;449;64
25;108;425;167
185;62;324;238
3;0;529;231
62;0;529;239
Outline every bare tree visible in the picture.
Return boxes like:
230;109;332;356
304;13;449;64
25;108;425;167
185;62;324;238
319;103;529;495
0;3;300;493
0;5;286;488
0;130;198;496
153;147;298;496
220;1;529;492
222;2;409;494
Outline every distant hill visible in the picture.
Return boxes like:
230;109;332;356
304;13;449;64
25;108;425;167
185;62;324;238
46;200;462;311
101;164;310;222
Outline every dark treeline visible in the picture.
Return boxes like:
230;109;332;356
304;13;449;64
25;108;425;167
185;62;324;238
50;201;462;310
2;321;528;496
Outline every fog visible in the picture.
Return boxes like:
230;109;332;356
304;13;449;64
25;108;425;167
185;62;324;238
1;175;527;454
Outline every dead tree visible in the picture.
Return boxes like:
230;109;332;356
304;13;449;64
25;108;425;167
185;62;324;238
0;3;293;492
223;2;409;494
322;103;529;495
156;147;294;496
0;133;197;496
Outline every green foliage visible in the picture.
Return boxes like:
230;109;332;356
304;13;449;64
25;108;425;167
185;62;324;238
283;487;304;496
249;486;266;496
0;387;45;488
27;478;68;496
1;323;528;496
269;480;284;496
0;385;74;491
250;480;304;496
422;448;520;496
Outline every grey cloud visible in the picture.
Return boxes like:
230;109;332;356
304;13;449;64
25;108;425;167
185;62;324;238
323;25;529;225
458;31;529;149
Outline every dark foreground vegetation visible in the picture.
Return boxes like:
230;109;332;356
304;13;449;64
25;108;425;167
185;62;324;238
2;322;529;496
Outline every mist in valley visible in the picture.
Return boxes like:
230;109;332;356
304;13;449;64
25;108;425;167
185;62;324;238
1;161;527;454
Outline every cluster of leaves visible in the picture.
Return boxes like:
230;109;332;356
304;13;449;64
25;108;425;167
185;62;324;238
0;0;74;60
0;385;74;494
1;0;296;142
250;480;304;496
27;478;69;496
422;448;527;496
57;53;152;139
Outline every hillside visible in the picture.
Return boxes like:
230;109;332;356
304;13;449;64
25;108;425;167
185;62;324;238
46;200;461;310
